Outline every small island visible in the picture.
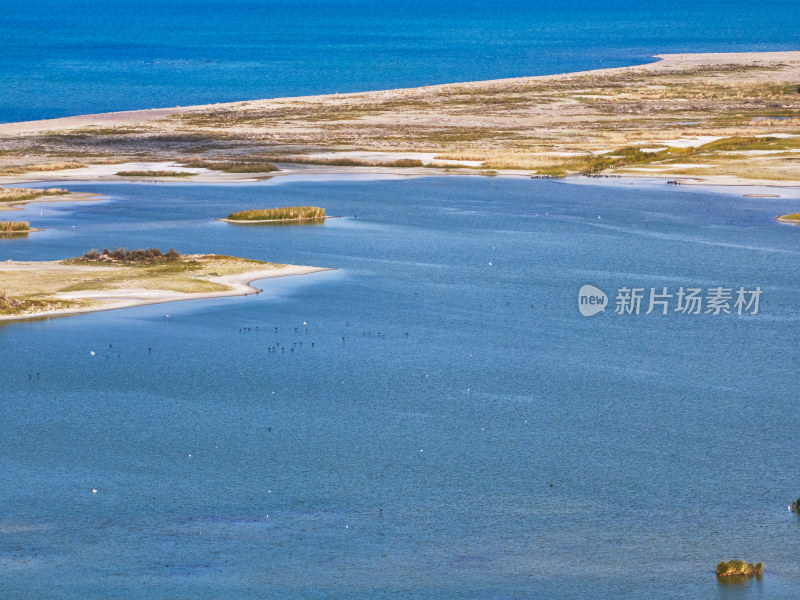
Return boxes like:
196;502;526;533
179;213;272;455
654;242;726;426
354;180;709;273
716;560;764;578
777;212;800;225
0;220;33;235
0;247;329;320
222;206;326;223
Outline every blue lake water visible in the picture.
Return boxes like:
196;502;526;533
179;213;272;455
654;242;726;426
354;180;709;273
2;0;800;122
2;175;800;598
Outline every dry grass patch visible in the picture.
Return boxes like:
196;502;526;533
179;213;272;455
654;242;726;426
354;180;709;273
226;206;325;221
0;220;30;233
0;187;69;203
116;170;194;177
0;161;86;175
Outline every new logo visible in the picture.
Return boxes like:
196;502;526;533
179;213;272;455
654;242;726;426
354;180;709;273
578;284;608;317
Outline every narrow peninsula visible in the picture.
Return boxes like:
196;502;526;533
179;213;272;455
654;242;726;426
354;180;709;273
1;51;799;187
0;247;330;321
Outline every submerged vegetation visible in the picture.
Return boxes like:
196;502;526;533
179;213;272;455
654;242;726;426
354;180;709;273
226;206;326;221
116;170;193;177
0;220;30;233
0;187;69;203
716;560;763;577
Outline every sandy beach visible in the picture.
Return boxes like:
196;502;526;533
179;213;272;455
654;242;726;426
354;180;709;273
0;260;331;322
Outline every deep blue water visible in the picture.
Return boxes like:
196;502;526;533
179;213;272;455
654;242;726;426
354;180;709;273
2;176;800;598
2;0;800;123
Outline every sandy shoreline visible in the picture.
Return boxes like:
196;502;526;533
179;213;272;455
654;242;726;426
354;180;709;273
0;50;799;188
2;51;798;135
0;263;332;322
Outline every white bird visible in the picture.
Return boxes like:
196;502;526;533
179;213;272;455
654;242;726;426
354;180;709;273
90;351;95;356
92;489;97;494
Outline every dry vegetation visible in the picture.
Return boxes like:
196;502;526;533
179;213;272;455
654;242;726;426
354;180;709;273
179;159;279;173
0;220;30;233
115;170;193;177
226;206;326;221
0;186;68;203
0;161;86;175
1;53;799;181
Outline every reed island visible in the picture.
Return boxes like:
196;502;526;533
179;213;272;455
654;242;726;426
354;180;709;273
716;560;764;578
222;206;326;223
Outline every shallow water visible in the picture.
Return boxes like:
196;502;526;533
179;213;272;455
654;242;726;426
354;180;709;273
1;176;800;598
2;0;800;122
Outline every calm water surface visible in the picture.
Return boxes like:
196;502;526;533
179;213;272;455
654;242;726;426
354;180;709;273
1;176;800;598
2;0;800;122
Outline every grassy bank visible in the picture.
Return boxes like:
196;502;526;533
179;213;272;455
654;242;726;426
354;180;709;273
0;187;69;203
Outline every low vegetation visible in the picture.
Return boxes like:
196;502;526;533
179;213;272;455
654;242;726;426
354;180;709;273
74;247;182;264
0;290;67;316
777;212;800;223
0;161;86;175
115;170;193;177
180;159;279;173
716;560;764;577
262;156;425;168
0;187;69;203
226;206;325;221
0;220;30;233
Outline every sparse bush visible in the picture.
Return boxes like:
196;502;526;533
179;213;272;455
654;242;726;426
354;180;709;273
80;247;182;264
